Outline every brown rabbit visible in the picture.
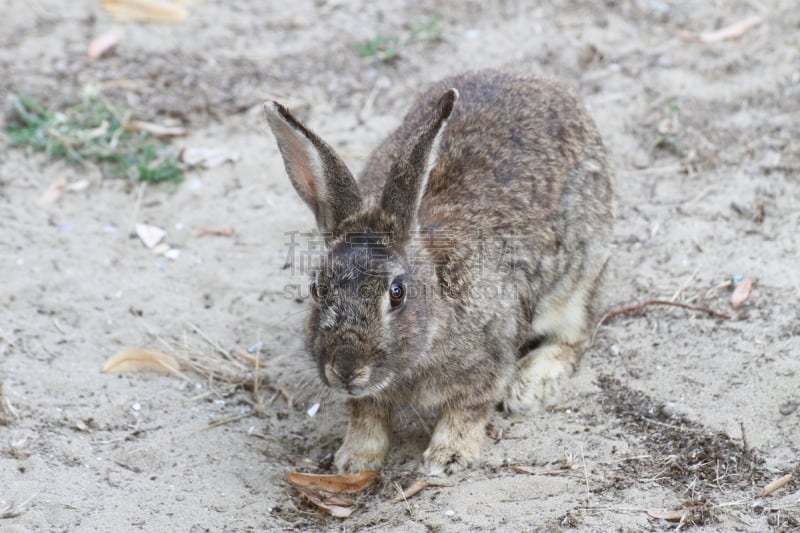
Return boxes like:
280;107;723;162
264;70;614;475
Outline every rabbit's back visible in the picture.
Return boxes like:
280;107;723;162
360;70;613;294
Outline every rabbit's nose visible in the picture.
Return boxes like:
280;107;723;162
328;346;361;383
326;346;371;395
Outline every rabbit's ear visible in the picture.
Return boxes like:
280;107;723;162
381;89;458;239
264;102;363;234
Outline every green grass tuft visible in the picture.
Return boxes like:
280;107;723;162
5;94;183;184
354;16;444;63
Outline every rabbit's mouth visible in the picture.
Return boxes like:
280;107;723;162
324;363;372;397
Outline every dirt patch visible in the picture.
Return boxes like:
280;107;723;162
2;0;800;531
597;375;798;528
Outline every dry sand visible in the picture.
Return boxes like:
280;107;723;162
1;0;798;530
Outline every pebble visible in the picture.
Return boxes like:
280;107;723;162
445;509;455;517
164;248;181;261
779;400;798;416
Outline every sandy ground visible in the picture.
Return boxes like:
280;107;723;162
1;1;799;531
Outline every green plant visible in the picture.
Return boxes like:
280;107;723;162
354;34;401;62
5;94;183;184
652;99;683;157
354;15;444;63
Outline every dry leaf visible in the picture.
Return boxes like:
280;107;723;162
102;349;180;373
36;176;68;208
181;147;239;168
295;486;353;518
126;121;186;137
196;227;235;237
758;473;792;497
88;29;122;59
731;277;754;308
391;479;452;503
287;471;378;494
647;509;685;521
699;15;762;43
135;223;167;249
101;0;188;22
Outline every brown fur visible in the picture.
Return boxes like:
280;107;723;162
264;70;614;475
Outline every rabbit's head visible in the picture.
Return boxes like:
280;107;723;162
265;90;458;398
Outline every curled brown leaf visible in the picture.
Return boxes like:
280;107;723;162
287;471;378;494
102;349;180;374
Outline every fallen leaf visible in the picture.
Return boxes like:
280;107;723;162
287;471;378;494
758;473;793;497
699;15;762;43
36;176;68;208
731;277;754;308
102;348;180;373
294;486;352;518
88;29;122;59
101;0;188;22
647;509;685;521
135;223;167;249
391;479;452;503
181;147;239;168
126;120;187;137
196;227;235;237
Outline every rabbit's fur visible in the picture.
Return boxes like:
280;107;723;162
264;70;614;475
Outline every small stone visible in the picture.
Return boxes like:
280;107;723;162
779;400;798;416
164;248;181;261
445;509;455;517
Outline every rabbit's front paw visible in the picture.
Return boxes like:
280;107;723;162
423;405;489;476
423;441;480;476
334;398;392;472
334;440;387;473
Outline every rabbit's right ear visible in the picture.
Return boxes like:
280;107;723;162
264;102;363;234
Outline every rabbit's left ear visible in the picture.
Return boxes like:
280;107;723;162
381;88;458;239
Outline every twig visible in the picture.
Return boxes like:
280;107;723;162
598;299;732;327
758;474;793;497
0;382;20;420
0;492;38;519
740;422;749;453
392;481;414;514
581;444;591;507
172;412;252;441
233;346;263;366
390;480;452;503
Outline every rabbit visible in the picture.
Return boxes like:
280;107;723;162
264;70;614;476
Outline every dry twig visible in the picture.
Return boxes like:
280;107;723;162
598;299;731;326
758;474;793;497
390;479;452;503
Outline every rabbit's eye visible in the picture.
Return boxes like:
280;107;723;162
389;281;405;308
310;281;328;302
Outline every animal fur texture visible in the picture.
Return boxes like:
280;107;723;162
264;70;614;475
